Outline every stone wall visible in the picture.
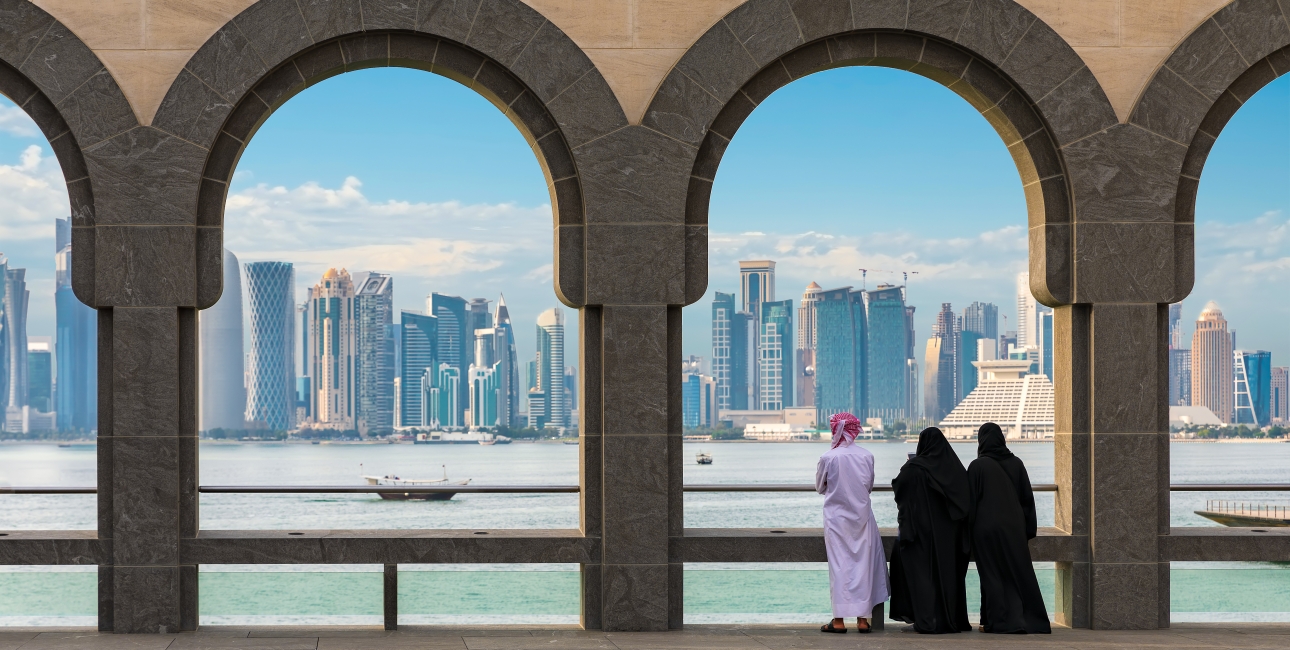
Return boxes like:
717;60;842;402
0;0;1287;635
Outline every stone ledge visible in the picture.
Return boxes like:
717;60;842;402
0;530;107;564
680;527;1086;563
179;529;598;565
1166;527;1290;562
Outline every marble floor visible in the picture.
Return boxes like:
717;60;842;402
3;625;1290;650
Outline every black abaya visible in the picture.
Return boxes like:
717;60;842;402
888;428;972;634
968;423;1051;634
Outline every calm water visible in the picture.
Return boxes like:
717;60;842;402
3;439;1289;625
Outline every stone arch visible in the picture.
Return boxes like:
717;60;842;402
1132;0;1290;301
0;0;138;304
645;0;1120;307
152;0;628;309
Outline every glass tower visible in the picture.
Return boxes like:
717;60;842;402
814;288;864;420
865;285;908;421
399;311;437;428
430;293;469;425
354;272;394;434
199;249;246;432
245;261;296;431
1235;350;1272;426
54;220;96;432
757;299;794;410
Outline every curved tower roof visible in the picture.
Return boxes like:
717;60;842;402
1198;301;1224;321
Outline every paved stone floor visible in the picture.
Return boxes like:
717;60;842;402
3;625;1290;650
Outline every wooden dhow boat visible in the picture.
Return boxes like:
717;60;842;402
1194;500;1290;527
363;468;471;501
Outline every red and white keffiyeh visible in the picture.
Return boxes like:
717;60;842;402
829;412;863;449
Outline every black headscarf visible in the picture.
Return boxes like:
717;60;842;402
977;422;1015;462
906;427;971;520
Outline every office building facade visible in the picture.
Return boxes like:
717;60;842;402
308;267;354;430
245;262;296;431
757;299;793;411
865;285;908;421
54;219;96;433
796;282;821;409
429;293;469;425
353;272;394;434
814;288;865;421
962;301;999;341
529;308;568;430
1234;350;1271;427
1191;302;1233;423
1272;367;1289;425
199;249;246;432
711;292;752;412
1;258;28;430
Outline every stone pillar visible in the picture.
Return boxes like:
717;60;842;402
1053;305;1090;628
1087;304;1170;629
99;307;189;633
589;304;673;631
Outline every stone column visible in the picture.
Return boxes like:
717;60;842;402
98;306;189;633
1053;304;1090;628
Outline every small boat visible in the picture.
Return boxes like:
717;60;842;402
696;451;713;465
563;439;579;445
1195;500;1290;527
479;439;496;446
57;443;72;448
363;466;471;501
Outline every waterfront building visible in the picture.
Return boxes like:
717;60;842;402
711;292;752;412
53;220;96;433
757;299;793;411
1191;302;1233;423
923;303;958;422
469;360;500;428
740;260;775;316
959;328;983;401
1;258;29;430
245;262;296;431
1272;367;1289;424
353;272;394;434
296;300;312;419
682;371;717;429
1170;349;1193;406
398;311;437;428
1169;303;1184;347
26;338;52;414
494;296;520;427
864;285;909;421
429;293;469;425
307;267;354;431
795;282;821;410
199;249;246;432
426;363;460;428
962;301;998;341
939;359;1055;440
814;287;864;421
530;308;568;430
1234;350;1271;427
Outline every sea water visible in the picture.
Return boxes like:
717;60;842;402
2;440;1289;625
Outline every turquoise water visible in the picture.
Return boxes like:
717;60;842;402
3;440;1290;625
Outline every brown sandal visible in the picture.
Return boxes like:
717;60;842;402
856;618;871;634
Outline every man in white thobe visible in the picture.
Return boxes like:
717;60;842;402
816;411;889;633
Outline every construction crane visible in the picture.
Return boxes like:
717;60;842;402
857;269;919;291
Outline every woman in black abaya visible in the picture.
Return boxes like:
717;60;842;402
968;423;1051;634
888;427;972;634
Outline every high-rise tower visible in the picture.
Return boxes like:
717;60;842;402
864;285;909;421
308;267;355;430
740;260;775;315
245;261;296;431
1;259;29;429
429;293;469;425
199;249;246;431
493;296;520;427
354;272;394;434
814;287;865;421
398;311;437;427
796;282;822;410
1234;350;1271;427
962;302;998;341
1191;302;1233;423
757;298;794;410
712;292;751;412
54;218;96;432
924;303;958;422
529;308;567;430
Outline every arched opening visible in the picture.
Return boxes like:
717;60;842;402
193;37;584;624
677;33;1065;625
1165;68;1290;620
0;73;99;626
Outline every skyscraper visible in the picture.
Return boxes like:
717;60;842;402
1;258;29;429
245;261;296;431
796;282;821;411
199;249;246;432
353;272;394;434
711;292;751;412
1039;309;1054;381
814;287;865;421
924;303;958;422
1016;272;1037;349
308;268;354;430
398;311;437;428
1191;302;1233;423
958;328;983;401
494;296;520;428
427;363;460;428
467;298;493;333
54;219;96;433
529;308;568;430
757;298;794;411
1234;350;1271;427
962;302;999;341
740;261;775;315
26;339;52;414
429;293;469;425
865;285;909;421
1167;302;1190;406
1272;367;1288;424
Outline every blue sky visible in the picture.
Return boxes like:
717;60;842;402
0;65;1285;373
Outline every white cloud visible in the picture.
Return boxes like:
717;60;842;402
0;105;38;137
0;145;69;241
224;176;553;285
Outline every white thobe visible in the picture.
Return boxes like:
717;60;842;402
816;444;889;618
